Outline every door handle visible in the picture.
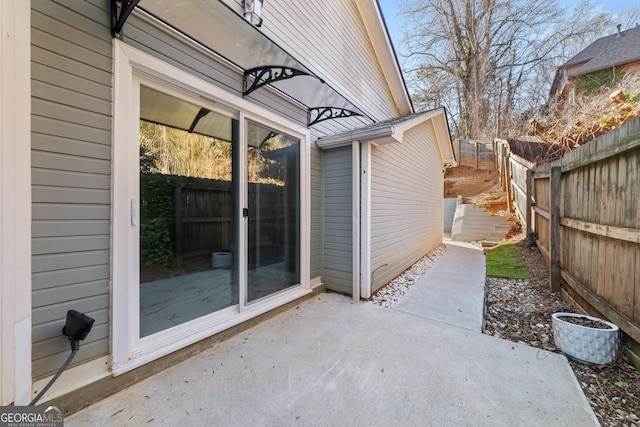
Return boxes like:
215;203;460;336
131;199;137;226
243;208;249;217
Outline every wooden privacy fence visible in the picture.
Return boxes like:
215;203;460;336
456;139;496;169
495;140;536;224
495;116;640;347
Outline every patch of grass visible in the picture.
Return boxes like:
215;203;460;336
486;244;532;279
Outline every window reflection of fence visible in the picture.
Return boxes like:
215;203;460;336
173;177;233;263
494;116;640;363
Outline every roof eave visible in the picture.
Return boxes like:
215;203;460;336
355;0;413;116
316;107;456;166
315;127;398;149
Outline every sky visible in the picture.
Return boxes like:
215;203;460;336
377;0;640;49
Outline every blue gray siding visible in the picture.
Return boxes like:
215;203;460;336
29;0;383;382
31;0;112;379
322;147;353;294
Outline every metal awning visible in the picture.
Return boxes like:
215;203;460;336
111;0;368;127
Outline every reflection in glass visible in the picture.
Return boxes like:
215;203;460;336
247;121;300;303
139;85;238;337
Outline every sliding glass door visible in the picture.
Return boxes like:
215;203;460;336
136;85;300;337
246;122;300;303
112;42;310;374
138;85;239;337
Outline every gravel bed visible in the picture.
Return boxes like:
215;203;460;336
371;244;447;307
485;239;640;426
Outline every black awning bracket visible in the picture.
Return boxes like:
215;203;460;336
111;0;141;38
187;108;211;133
243;66;310;97
307;107;363;127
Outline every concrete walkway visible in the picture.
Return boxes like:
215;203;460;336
393;239;486;331
66;241;598;426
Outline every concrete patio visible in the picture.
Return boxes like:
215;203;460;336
65;240;598;426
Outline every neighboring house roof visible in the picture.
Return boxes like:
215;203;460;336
566;26;640;77
551;26;640;97
316;107;456;164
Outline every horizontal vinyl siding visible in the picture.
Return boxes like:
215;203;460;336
370;122;444;292
323;147;353;294
31;0;112;379
259;0;399;121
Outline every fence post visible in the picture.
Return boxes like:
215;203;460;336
501;144;507;191
475;142;479;169
507;153;513;212
549;166;561;292
526;169;533;237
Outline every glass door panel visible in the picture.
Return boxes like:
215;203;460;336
138;85;239;337
246;121;300;303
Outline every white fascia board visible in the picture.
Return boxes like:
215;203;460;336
317;108;452;150
316;126;399;149
395;108;455;165
431;112;456;165
391;108;445;145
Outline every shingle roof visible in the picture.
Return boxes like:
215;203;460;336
563;26;640;77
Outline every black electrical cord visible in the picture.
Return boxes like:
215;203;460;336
29;343;78;406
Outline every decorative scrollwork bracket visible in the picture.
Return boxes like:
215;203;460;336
111;0;141;38
307;107;363;127
243;66;310;97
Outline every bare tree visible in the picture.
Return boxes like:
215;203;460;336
398;0;628;140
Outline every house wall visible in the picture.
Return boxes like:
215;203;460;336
31;0;112;380
369;122;444;292
28;0;405;403
222;0;400;122
29;0;328;380
625;60;640;75
322;146;354;294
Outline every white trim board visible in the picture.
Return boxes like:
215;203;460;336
1;0;32;406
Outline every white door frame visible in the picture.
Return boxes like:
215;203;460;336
112;41;311;375
359;141;372;299
0;0;32;405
